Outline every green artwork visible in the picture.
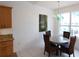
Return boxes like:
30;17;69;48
39;14;47;32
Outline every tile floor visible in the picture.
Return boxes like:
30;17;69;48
16;46;79;57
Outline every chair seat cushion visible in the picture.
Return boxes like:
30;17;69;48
61;43;69;48
50;41;57;47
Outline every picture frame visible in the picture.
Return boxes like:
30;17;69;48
39;14;47;32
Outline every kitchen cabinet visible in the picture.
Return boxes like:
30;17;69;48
0;35;14;56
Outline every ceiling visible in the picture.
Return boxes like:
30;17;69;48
29;1;79;10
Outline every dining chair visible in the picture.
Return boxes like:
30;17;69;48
43;34;59;56
63;31;70;39
46;30;56;47
46;30;51;37
62;31;70;47
60;36;76;57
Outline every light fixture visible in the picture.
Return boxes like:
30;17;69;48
53;1;60;19
57;1;60;14
56;1;60;20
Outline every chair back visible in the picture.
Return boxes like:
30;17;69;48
46;31;51;37
43;34;50;48
63;31;70;39
69;36;76;53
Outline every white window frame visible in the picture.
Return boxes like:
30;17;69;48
59;12;79;36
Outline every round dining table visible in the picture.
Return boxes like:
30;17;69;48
50;35;70;56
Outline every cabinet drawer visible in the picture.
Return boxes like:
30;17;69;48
0;40;13;47
0;45;13;51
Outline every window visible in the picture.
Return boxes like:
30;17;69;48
59;13;70;35
71;12;79;35
58;11;79;36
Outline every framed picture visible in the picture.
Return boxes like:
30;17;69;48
39;14;47;32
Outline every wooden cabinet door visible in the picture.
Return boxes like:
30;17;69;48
0;7;5;28
0;40;13;56
1;7;12;28
0;6;12;28
0;47;5;56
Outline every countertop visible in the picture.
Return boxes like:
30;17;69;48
0;34;13;42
